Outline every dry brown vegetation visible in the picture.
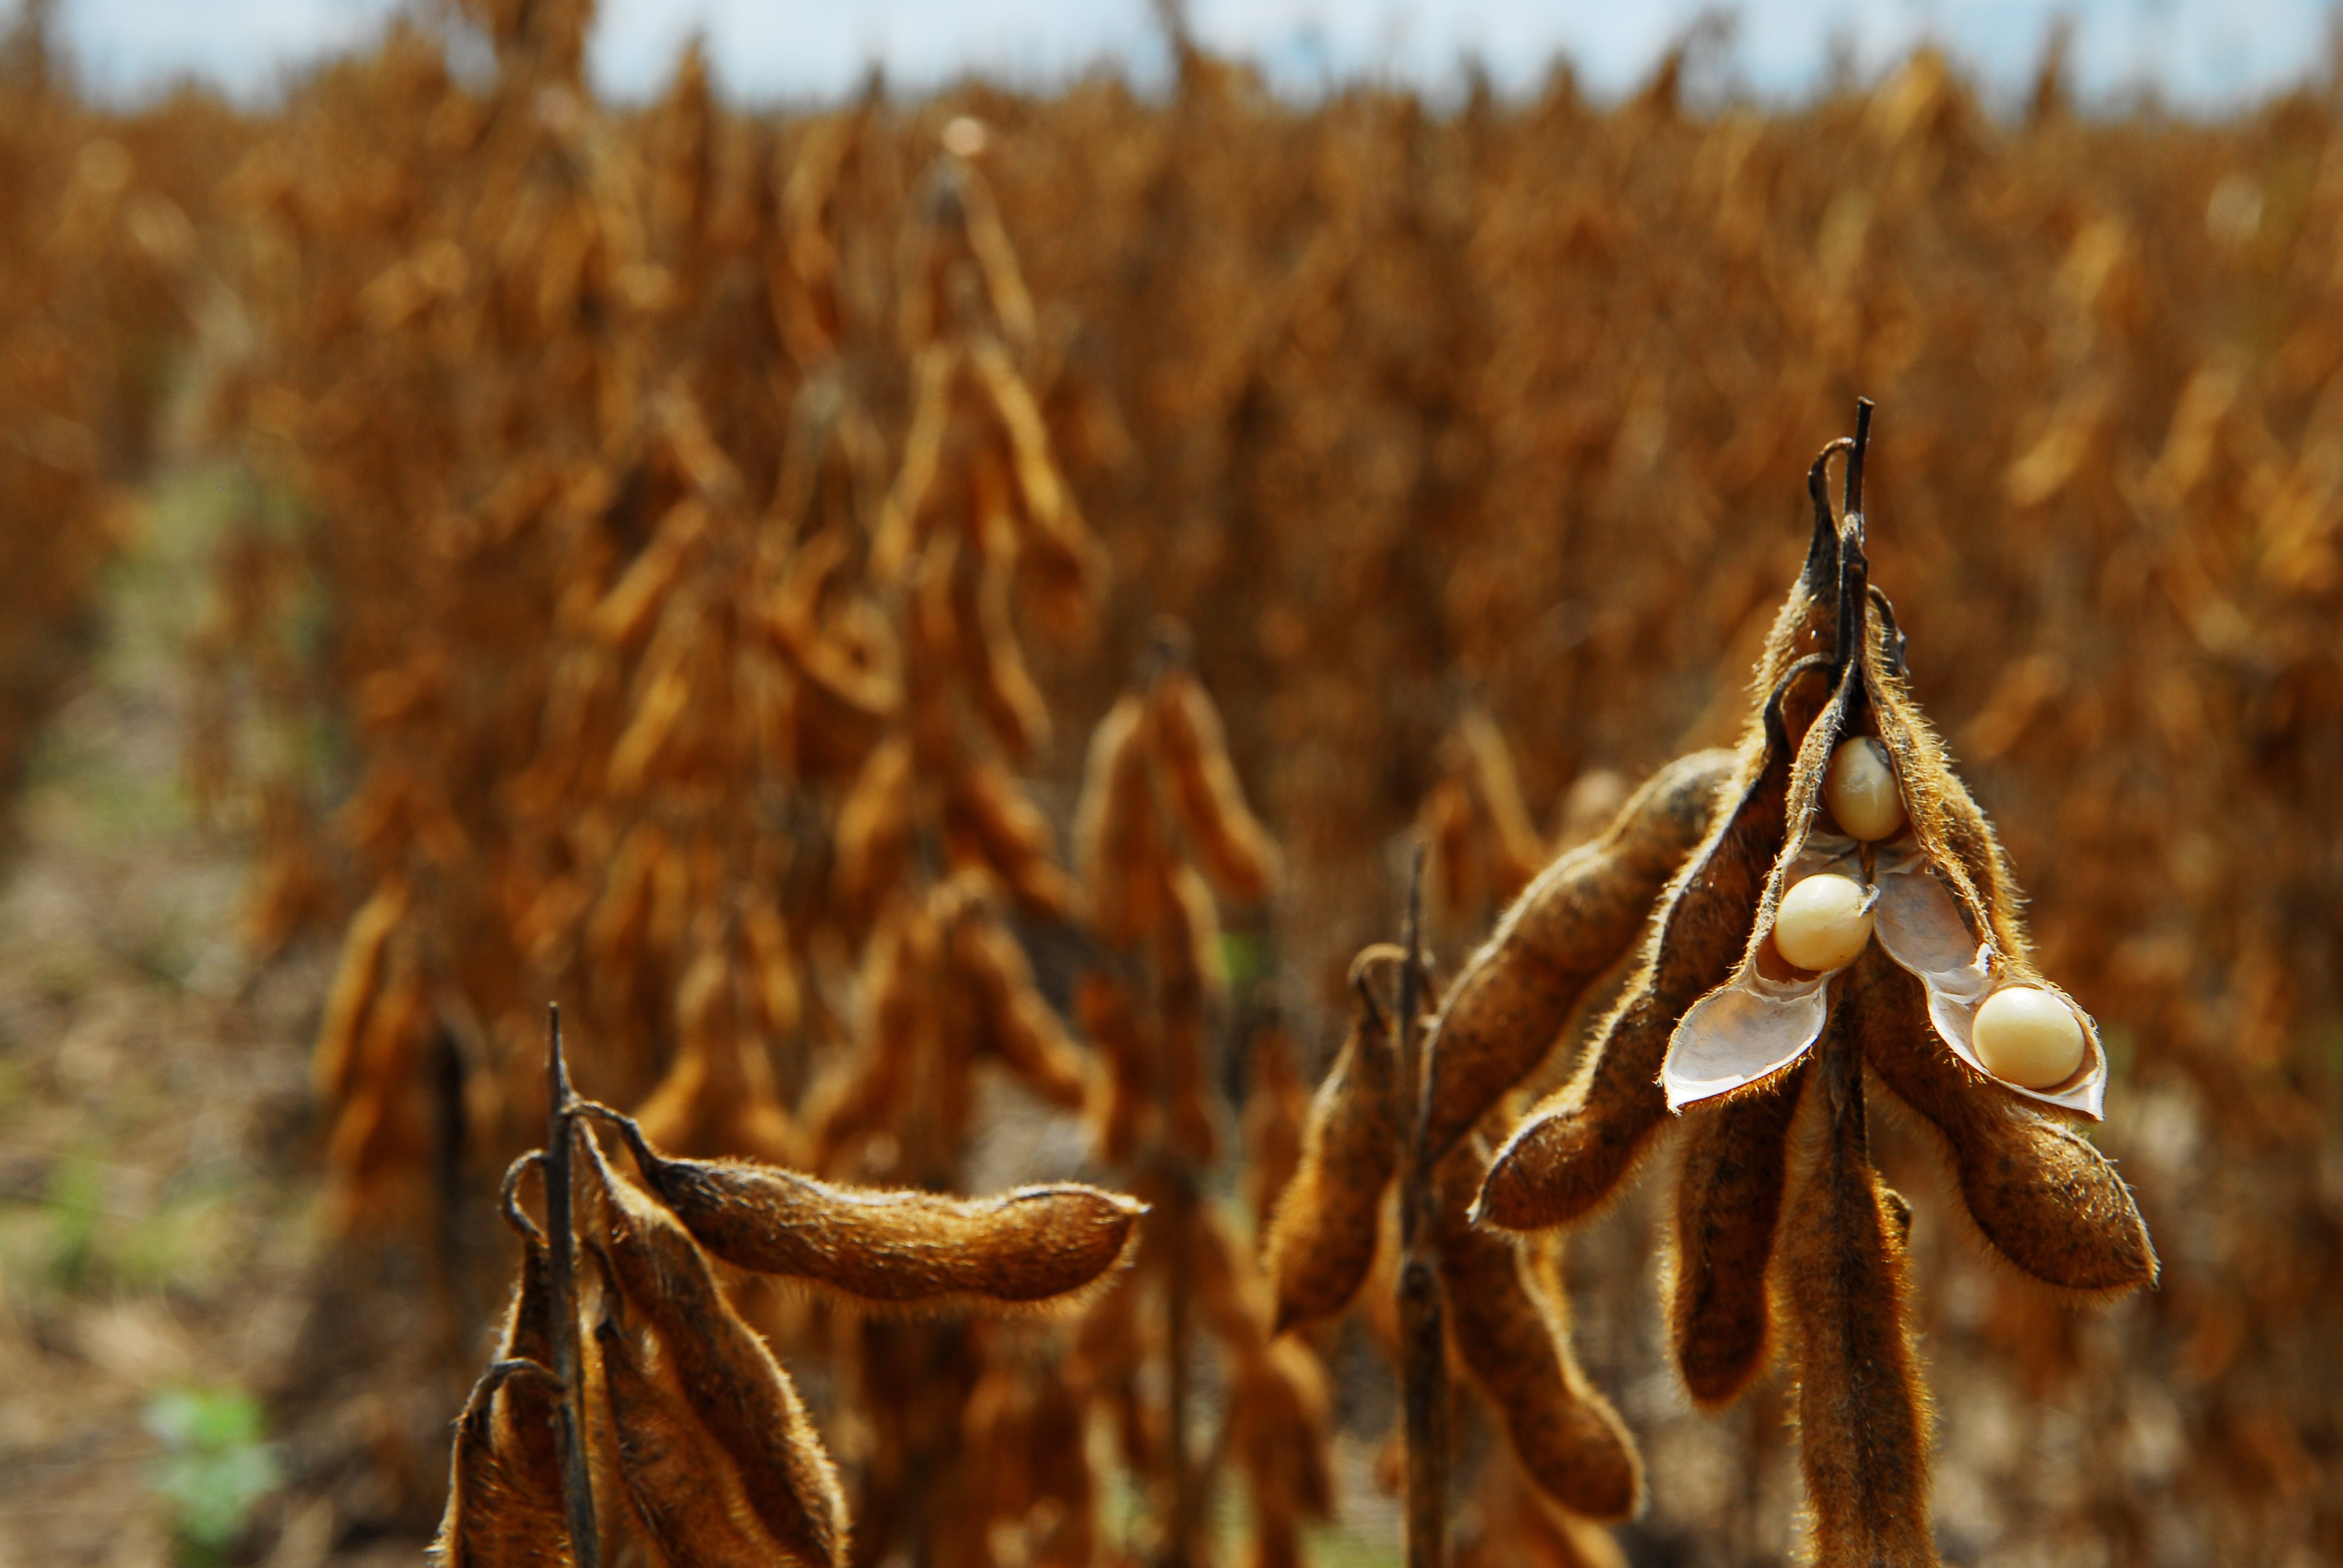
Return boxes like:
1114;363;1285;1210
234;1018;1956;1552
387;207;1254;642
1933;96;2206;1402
2;0;2341;1563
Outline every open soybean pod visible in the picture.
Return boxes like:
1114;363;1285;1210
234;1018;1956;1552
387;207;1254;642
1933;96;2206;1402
1852;944;2154;1295
1424;747;1736;1165
595;1105;1144;1312
1475;709;1809;1232
1655;454;2113;1124
1476;434;1860;1233
1264;944;1403;1333
580;1139;847;1568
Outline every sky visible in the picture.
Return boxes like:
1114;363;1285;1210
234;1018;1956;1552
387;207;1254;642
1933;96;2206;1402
37;0;2342;113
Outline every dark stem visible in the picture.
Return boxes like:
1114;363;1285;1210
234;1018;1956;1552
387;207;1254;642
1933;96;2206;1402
1762;653;1836;760
1801;437;1854;598
1395;846;1447;1568
1162;1169;1197;1568
1818;982;1867;1158
542;1005;601;1568
1832;403;1875;682
1843;397;1872;525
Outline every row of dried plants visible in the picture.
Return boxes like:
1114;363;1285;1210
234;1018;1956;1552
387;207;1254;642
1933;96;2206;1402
4;4;2336;1562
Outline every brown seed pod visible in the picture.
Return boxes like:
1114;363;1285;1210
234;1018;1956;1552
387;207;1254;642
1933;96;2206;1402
1073;691;1160;949
1665;1063;1808;1408
1778;1013;1936;1568
945;754;1084;923
812;898;936;1167
433;1358;574;1568
1242;1016;1311;1235
587;497;706;650
597;1106;1143;1312
1472;471;1856;1231
324;957;433;1232
585;821;666;976
632;932;799;1165
1455;710;1547;905
1227;1334;1335;1568
966;336;1104;636
1422;770;1483;925
1475;714;1809;1231
960;1347;1100;1568
1155;859;1225;1161
738;890;803;1043
963;459;1053;759
1427;748;1735;1165
1073;972;1151;1165
1853;942;2156;1295
871;343;958;584
1438;1142;1642;1523
595;1306;816;1566
582;1141;847;1568
312;875;408;1104
948;901;1091;1112
1188;1200;1273;1348
834;734;916;926
1263;946;1403;1333
764;525;904;728
489;1234;563;1485
1152;665;1282;906
1457;1445;1628;1568
433;1236;569;1568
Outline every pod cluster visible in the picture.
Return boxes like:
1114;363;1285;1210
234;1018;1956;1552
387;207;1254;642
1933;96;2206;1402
433;1093;1141;1567
1465;420;2155;1567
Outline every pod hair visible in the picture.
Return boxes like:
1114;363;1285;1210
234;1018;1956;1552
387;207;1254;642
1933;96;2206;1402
1426;748;1735;1165
595;1105;1144;1313
1263;944;1404;1334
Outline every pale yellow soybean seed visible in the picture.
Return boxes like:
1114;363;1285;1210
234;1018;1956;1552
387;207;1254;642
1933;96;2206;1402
1971;987;2086;1089
1824;737;1907;841
1772;874;1875;973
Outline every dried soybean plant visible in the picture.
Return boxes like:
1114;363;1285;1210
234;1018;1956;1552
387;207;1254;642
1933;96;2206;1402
1474;407;2157;1565
151;27;2343;1556
0;14;147;817
798;125;1120;1568
1265;831;1665;1565
437;1013;1142;1567
1069;627;1328;1568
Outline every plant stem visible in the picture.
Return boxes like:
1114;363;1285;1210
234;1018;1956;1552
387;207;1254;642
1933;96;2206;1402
1395;846;1447;1568
543;1005;600;1568
1162;1163;1197;1568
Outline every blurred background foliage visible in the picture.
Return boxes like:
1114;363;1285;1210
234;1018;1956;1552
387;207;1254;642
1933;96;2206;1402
0;0;2339;1564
